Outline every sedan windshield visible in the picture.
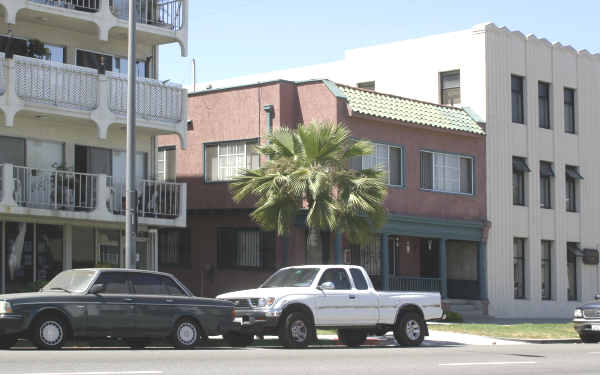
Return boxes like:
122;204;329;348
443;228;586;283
261;268;319;288
42;270;97;293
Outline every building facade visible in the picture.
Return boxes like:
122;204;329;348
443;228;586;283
159;80;488;307
201;23;600;318
0;0;189;294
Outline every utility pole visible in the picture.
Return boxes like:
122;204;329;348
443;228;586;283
125;0;137;269
192;58;196;92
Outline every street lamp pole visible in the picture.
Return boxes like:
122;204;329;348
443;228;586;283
125;0;138;269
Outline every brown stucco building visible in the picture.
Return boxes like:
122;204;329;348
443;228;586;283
158;80;488;309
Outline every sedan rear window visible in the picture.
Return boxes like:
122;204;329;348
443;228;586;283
132;273;164;295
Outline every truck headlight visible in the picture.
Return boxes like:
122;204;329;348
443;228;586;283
257;297;276;308
574;308;583;318
0;301;13;314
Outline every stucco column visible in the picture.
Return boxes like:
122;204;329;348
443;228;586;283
1;164;16;206
334;232;342;264
478;242;488;300
381;234;389;291
440;238;448;299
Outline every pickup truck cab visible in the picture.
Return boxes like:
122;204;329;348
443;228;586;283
217;265;443;348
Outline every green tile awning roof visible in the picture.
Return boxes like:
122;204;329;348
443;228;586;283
336;84;485;135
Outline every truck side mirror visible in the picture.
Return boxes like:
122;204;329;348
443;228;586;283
318;282;335;291
595;294;600;301
89;284;105;294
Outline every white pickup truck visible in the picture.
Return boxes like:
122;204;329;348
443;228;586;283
217;265;443;348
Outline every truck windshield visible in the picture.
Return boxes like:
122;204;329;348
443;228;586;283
261;268;320;288
42;270;97;293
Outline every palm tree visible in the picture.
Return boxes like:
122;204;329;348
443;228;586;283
230;121;388;264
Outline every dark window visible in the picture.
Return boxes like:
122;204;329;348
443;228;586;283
512;157;530;206
95;272;130;294
441;71;460;106
420;152;433;190
318;268;351;290
131;273;163;295
565;166;583;212
357;81;375;91
540;161;554;209
567;243;578;301
0;35;28;57
389;146;403;186
512;75;525;124
564;88;576;133
513;238;526;299
541;240;552;300
158;229;190;267
350;269;369;290
538;82;550;129
217;229;276;269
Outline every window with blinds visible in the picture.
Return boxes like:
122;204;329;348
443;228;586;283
420;151;473;194
205;140;260;182
350;142;403;186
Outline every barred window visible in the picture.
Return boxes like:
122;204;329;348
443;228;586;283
158;229;190;267
352;236;381;276
541;240;552;300
217;228;276;269
564;88;576;134
538;82;550;129
514;238;526;299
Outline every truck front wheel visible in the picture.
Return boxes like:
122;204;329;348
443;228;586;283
394;312;425;347
338;329;367;347
279;312;315;348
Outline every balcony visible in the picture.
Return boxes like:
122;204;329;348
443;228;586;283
0;53;188;147
0;163;187;227
0;0;188;55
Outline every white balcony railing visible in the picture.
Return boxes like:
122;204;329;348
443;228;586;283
110;0;183;31
14;55;98;111
0;164;185;225
30;0;101;12
13;165;98;211
107;71;184;123
107;176;182;219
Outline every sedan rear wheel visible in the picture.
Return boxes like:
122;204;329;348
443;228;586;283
171;319;204;349
31;315;68;350
0;335;17;350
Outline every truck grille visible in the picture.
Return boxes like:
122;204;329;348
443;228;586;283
583;309;600;319
227;299;251;309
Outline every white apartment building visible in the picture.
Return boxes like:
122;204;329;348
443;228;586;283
202;22;600;318
0;0;189;294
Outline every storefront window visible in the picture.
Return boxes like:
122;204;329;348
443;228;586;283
36;225;63;283
97;229;121;268
5;222;34;293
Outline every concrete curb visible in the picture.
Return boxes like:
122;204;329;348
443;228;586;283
500;338;581;344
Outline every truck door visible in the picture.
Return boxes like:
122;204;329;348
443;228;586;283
315;268;356;326
349;268;380;325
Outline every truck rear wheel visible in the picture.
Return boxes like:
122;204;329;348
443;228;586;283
279;312;315;348
393;312;425;347
338;329;367;347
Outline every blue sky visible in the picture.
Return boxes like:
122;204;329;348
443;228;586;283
159;0;599;86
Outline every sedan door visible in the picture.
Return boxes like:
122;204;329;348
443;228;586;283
85;272;136;338
130;273;180;338
315;268;357;326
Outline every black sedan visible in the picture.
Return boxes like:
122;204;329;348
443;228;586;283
0;269;234;350
574;296;600;343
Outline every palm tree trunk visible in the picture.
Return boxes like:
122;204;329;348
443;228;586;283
306;226;323;264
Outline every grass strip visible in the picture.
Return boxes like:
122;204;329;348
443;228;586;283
430;323;578;340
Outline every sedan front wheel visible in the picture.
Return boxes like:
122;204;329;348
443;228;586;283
31;315;68;350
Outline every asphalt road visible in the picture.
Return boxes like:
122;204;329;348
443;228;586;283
1;341;599;375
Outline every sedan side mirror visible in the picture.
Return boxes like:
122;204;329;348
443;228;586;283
317;282;336;291
89;284;105;294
